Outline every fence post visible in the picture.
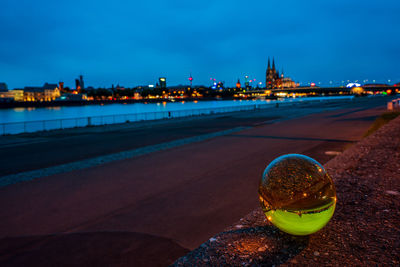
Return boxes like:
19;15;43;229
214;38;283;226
88;117;92;126
2;124;5;135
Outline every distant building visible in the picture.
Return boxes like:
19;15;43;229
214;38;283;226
266;58;298;89
278;74;298;89
167;85;190;95
0;82;8;92
59;81;64;92
58;93;87;101
11;90;24;102
363;84;389;88
18;83;60;101
159;77;167;89
188;74;193;87
266;58;279;89
79;75;84;91
244;75;250;89
74;75;85;93
75;79;80;91
0;84;14;102
236;79;241;89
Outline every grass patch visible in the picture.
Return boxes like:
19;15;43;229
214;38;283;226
364;111;400;137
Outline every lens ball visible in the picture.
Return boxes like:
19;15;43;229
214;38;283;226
259;154;336;235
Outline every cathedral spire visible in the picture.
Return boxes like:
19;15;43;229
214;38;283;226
272;57;276;70
267;57;271;70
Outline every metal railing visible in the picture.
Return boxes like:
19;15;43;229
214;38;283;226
0;96;354;135
387;98;400;110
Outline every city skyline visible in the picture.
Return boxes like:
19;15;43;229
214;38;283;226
1;0;399;88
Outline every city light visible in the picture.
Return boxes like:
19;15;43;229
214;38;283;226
346;83;361;88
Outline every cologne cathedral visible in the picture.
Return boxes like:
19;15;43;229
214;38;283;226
266;58;297;89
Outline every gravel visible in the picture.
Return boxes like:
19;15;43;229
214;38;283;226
173;115;400;266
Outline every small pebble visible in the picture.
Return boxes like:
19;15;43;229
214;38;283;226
314;251;320;256
258;246;266;252
385;190;400;196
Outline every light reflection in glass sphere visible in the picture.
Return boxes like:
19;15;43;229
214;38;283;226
259;154;336;235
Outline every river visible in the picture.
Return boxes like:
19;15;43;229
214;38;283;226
0;96;353;124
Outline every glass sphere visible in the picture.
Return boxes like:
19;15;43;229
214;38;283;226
258;154;336;235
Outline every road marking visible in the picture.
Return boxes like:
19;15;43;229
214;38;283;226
0;126;250;187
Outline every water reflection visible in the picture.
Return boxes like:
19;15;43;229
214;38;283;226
0;96;353;124
45;106;61;110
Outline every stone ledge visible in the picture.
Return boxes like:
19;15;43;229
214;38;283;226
173;115;400;266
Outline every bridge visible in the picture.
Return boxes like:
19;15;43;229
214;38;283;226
241;85;399;95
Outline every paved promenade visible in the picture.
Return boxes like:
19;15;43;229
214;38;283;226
174;112;400;266
0;96;394;266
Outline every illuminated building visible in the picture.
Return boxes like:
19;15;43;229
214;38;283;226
266;58;297;89
236;79;241;89
59;81;64;92
75;79;81;92
0;85;14;102
19;83;60;101
74;75;85;93
159;77;167;89
346;82;361;88
188;74;193;87
11;90;24;101
279;74;298;88
351;87;364;95
266;58;279;89
244;75;250;89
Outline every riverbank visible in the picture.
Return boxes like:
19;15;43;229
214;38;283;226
0;96;247;109
0;94;357;110
173;114;400;266
0;95;358;135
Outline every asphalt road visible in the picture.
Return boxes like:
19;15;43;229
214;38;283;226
0;96;393;266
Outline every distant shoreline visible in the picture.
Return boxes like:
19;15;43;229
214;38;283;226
0;96;249;109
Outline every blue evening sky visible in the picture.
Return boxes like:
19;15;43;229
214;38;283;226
1;0;399;88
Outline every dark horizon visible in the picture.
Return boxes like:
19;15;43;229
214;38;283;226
1;0;399;88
